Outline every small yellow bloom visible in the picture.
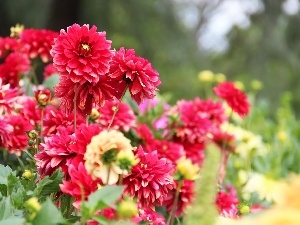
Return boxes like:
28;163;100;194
176;157;199;180
116;149;138;172
251;80;263;90
234;81;245;91
90;108;101;120
239;205;250;215
22;170;33;180
10;24;24;37
215;73;226;83
277;130;288;143
198;70;214;82
117;199;138;219
24;197;41;212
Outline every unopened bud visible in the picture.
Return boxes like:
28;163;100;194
117;199;138;219
24;197;41;212
176;157;199;180
22;170;33;180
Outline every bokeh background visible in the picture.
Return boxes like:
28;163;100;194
1;0;300;114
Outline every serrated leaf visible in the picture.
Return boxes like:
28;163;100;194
32;198;65;225
0;217;25;225
43;74;60;90
34;170;63;196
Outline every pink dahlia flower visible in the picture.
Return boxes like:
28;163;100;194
51;24;113;83
163;180;195;216
213;82;250;117
20;28;58;63
173;98;226;143
55;76;118;116
97;100;136;131
108;47;161;104
0;117;13;148
6;115;33;155
0;52;30;87
0;79;19;115
123;147;175;208
60;161;101;207
216;185;239;214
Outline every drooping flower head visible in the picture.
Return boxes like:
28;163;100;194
213;82;250;117
55;76;118;116
51;24;113;83
123;147;175;208
84;129;134;184
108;47;161;104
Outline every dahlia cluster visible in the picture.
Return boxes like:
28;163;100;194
0;23;252;225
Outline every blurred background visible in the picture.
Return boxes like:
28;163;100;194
1;0;300;114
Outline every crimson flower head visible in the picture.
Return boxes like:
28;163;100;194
123;146;175;208
51;24;113;83
108;47;161;104
213;82;250;117
34;88;52;107
20;28;59;62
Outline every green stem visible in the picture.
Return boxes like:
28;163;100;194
74;83;78;133
167;180;183;225
107;85;127;131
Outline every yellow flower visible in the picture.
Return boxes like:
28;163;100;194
24;197;41;212
22;170;33;180
234;81;245;91
251;80;263;90
10;24;24;37
198;70;214;82
215;73;226;83
277;130;288;143
84;130;134;184
117;199;138;219
176;157;199;180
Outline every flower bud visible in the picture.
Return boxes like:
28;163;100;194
22;170;33;180
10;24;24;37
215;73;226;83
116;150;138;172
117;199;138;219
90;108;101;121
198;70;214;82
234;81;245;91
24;197;41;212
28;139;36;147
176;157;199;180
251;80;263;90
237;203;250;215
34;89;52;107
27;130;38;139
277;130;288;143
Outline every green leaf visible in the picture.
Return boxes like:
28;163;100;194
0;165;14;186
34;169;63;196
0;197;13;220
0;217;25;225
32;198;65;225
43;74;60;90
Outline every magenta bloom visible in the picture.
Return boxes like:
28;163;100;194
213;82;250;117
108;47;161;104
0;117;13;148
0;80;19;114
173;98;226;143
60;161;100;208
97;100;136;131
51;24;113;83
216;185;239;214
55;76;117;116
123;147;175;208
35;129;76;177
20;28;58;62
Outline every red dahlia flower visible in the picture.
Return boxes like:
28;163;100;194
0;80;19;114
6;115;33;155
35;129;77;177
173;98;226;143
216;185;239;214
213;82;250;117
108;47;161;104
0;117;13;148
20;28;58;63
55;76;117;116
163;180;195;216
60;162;101;208
0;52;30;87
123;147;175;208
97;100;136;131
51;24;113;83
0;37;21;58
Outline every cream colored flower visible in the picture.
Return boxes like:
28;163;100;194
84;130;134;184
176;157;199;180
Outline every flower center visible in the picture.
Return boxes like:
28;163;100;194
78;43;91;57
101;149;118;165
